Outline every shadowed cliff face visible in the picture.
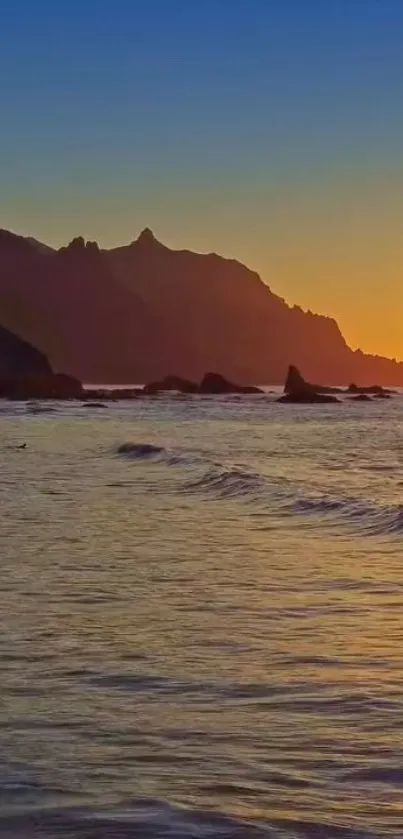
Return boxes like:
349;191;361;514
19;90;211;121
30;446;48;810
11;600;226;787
0;227;402;385
0;323;51;377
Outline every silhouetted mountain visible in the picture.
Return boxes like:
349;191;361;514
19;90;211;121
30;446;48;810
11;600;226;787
25;237;55;255
0;227;402;385
0;229;188;383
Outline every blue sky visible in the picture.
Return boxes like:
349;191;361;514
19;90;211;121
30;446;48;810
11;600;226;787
2;0;403;355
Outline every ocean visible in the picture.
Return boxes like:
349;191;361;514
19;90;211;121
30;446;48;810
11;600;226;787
1;391;403;838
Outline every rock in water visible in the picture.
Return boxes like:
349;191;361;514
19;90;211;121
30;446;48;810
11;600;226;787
347;382;394;396
199;372;263;394
143;372;263;395
278;391;340;404
280;364;340;403
284;365;342;395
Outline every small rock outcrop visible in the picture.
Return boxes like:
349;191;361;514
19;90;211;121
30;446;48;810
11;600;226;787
348;393;372;402
347;383;394;396
278;391;340;404
199;372;263;394
285;365;342;395
143;372;263;395
280;365;340;404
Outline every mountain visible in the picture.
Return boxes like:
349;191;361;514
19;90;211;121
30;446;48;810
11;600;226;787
0;226;402;385
0;230;186;383
0;323;51;377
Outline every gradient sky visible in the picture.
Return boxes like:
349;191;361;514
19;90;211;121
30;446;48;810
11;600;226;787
2;0;403;358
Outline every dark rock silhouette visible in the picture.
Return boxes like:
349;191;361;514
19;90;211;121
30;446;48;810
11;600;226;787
117;442;164;457
199;373;263;394
0;323;51;378
143;372;263;395
5;373;83;400
0;322;82;400
1;227;403;385
280;365;397;404
347;383;394;395
285;365;342;395
278;391;340;404
280;364;340;403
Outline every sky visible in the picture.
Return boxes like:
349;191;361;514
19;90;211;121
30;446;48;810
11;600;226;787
1;0;403;358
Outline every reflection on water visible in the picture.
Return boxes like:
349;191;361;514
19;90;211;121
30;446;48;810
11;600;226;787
1;396;403;837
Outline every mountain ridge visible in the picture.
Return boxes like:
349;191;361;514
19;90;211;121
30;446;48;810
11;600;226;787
0;227;401;385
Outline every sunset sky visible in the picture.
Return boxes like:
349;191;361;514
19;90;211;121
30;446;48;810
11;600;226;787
2;0;403;358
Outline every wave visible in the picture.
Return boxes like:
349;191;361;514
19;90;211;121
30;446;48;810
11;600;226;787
0;795;381;838
183;463;403;536
0;798;271;839
116;442;166;459
26;401;57;414
288;494;403;536
183;466;265;500
115;443;209;470
114;442;403;538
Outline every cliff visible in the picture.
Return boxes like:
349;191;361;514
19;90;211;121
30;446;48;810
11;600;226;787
0;227;402;385
0;323;51;378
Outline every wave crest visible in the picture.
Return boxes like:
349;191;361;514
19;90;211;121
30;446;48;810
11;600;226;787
114;443;403;538
184;466;264;499
289;494;403;536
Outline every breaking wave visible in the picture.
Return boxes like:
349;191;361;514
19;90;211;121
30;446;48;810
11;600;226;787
114;443;403;537
287;494;403;536
183;466;265;500
180;461;403;536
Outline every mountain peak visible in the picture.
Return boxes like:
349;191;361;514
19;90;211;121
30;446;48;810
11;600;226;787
136;227;158;245
62;237;100;255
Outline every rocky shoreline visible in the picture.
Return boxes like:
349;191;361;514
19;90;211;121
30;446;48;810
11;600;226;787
0;365;396;403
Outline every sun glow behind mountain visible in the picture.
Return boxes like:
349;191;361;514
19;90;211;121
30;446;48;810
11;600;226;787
1;0;403;359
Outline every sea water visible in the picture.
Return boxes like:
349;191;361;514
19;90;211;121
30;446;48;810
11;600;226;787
1;392;403;837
